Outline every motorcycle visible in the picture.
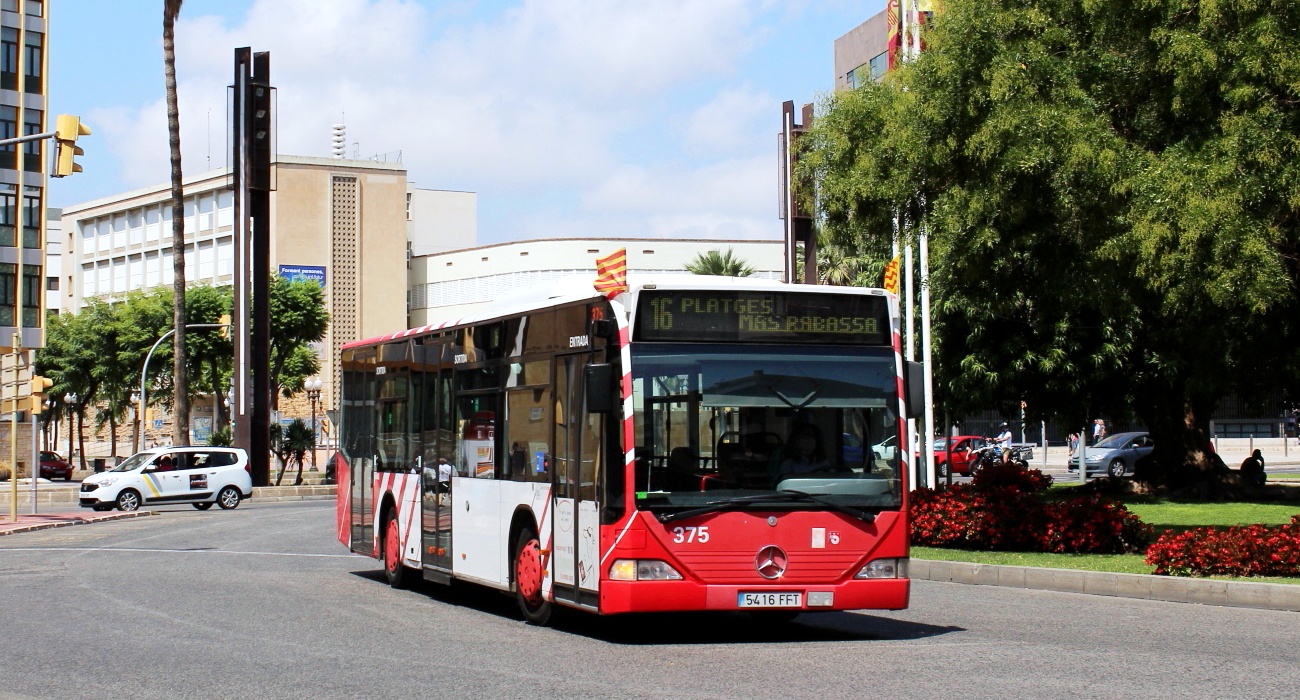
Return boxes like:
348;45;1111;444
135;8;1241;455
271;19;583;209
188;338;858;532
966;442;1032;474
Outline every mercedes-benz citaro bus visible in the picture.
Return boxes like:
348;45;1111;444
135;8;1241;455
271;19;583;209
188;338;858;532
336;274;922;625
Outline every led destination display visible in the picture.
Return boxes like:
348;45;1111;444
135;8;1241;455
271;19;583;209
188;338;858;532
634;290;890;345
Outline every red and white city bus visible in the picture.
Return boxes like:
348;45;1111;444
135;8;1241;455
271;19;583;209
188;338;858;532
336;274;922;624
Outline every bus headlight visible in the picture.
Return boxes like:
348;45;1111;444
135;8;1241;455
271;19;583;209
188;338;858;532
609;559;684;581
855;558;908;579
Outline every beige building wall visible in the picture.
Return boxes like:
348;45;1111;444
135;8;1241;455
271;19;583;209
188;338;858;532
58;156;440;453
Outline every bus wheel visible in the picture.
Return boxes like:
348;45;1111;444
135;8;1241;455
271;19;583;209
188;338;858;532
383;514;414;589
513;528;552;626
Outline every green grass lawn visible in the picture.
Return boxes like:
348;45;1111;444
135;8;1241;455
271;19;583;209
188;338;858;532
914;496;1300;584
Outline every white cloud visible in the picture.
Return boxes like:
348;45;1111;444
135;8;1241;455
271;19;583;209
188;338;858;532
93;0;793;243
683;85;776;157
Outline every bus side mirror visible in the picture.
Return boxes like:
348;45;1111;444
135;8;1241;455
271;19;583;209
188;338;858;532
584;363;616;413
905;361;925;419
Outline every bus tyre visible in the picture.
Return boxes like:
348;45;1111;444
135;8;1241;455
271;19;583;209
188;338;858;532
383;513;415;589
513;527;552;626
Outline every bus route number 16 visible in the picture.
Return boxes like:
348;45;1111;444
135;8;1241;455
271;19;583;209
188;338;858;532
672;526;709;543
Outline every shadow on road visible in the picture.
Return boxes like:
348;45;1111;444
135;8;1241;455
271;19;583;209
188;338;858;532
349;569;963;644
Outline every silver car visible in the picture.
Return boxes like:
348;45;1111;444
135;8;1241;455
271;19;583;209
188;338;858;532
1068;432;1153;478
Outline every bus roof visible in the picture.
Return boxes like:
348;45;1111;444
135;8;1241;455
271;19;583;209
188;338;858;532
343;274;891;350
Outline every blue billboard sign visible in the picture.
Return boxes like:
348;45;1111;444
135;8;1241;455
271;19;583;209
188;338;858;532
278;265;326;287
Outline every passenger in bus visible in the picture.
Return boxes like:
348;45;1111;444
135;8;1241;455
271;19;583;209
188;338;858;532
436;458;452;505
778;424;831;477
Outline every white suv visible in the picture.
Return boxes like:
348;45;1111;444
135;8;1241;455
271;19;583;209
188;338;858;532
79;447;253;512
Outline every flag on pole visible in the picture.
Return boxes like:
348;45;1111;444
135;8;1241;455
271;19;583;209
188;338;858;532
593;248;629;299
882;255;901;295
886;0;902;71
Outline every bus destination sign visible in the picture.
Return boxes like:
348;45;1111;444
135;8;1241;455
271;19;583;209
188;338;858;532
634;290;890;345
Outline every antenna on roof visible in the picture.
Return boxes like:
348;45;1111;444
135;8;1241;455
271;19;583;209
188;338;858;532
332;123;346;159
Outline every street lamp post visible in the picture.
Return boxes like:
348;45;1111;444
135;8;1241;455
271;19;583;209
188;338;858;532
305;377;323;471
138;323;228;449
63;393;77;468
129;392;140;454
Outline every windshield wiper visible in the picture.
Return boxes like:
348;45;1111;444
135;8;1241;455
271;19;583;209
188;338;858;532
657;490;877;524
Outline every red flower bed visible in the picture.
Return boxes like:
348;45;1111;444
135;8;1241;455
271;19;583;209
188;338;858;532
911;463;1151;554
1144;515;1300;577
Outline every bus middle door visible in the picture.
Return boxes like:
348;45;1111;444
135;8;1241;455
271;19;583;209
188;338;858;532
551;353;602;608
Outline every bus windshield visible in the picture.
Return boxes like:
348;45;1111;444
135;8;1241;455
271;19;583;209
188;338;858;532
631;344;902;514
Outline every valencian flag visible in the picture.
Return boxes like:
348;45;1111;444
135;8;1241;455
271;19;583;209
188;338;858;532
593;248;629;299
915;0;941;53
882;255;901;295
886;0;902;71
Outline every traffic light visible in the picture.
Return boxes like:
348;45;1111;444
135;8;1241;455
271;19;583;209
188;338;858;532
53;114;92;177
219;314;232;339
28;375;53;414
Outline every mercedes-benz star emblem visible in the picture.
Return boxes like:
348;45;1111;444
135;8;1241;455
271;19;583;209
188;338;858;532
755;545;788;579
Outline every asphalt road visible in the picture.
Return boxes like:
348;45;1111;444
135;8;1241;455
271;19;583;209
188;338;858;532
1;501;1297;700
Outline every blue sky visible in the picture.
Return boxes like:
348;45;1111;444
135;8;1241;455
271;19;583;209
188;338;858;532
48;0;884;245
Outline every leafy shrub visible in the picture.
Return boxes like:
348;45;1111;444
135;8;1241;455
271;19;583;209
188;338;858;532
911;466;1151;554
1145;515;1300;577
972;462;1052;493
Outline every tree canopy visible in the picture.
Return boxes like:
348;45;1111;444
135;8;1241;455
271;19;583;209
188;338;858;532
37;279;329;451
801;0;1300;490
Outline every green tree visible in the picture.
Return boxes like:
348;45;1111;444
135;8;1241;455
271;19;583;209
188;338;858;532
268;276;330;407
164;0;190;446
802;0;1300;492
684;248;755;277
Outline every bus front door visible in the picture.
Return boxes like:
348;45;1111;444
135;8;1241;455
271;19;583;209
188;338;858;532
551;354;602;609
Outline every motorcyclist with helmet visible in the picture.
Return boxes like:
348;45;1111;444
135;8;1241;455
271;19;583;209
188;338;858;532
994;422;1013;464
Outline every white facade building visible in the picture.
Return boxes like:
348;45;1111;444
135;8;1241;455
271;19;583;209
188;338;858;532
409;238;784;326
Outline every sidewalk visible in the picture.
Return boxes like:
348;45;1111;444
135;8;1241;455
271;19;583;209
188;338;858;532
0;509;155;536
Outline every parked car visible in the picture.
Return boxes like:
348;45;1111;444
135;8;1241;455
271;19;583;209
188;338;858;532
79;446;253;512
932;435;989;477
1068;431;1153;478
38;451;73;481
871;435;897;461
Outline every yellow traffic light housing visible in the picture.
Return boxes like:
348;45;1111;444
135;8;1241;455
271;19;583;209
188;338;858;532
28;375;53;414
54;114;92;177
219;314;232;339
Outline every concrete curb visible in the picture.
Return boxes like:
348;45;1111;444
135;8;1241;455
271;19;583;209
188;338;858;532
0;510;156;536
913;559;1300;613
251;485;337;502
5;484;338;507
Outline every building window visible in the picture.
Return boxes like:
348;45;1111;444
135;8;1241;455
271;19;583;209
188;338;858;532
0;27;15;91
45;275;56;291
0;189;14;247
21;189;39;248
869;52;889;81
23;30;40;95
22;109;41;172
3;1;44;16
22;263;38;326
0;263;12;325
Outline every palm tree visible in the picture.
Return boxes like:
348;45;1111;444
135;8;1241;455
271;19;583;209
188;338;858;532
273;419;314;486
164;0;190;446
685;248;754;277
816;242;863;286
